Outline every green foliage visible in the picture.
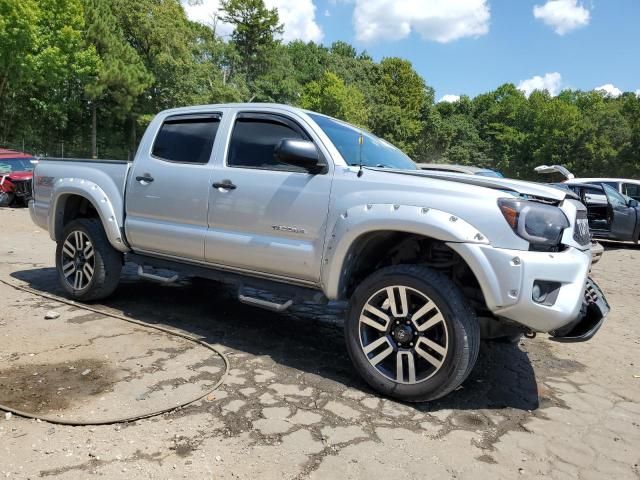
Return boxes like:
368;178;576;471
221;0;282;86
1;0;639;179
300;71;368;127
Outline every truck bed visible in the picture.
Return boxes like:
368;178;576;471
30;158;131;243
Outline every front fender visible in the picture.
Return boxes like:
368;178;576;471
321;203;489;299
50;179;130;253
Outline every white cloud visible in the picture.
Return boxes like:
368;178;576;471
439;94;461;103
353;0;490;43
182;0;323;43
533;0;590;35
595;84;623;98
517;72;562;97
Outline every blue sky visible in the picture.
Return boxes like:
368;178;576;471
184;0;640;101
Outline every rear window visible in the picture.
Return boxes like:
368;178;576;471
152;115;220;164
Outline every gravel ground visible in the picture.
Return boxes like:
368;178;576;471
0;207;639;479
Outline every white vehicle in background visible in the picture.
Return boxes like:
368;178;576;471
534;165;640;202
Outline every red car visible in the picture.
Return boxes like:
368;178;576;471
0;149;35;207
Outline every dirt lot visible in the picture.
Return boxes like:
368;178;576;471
0;207;639;479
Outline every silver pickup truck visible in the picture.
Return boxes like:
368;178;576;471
29;103;609;402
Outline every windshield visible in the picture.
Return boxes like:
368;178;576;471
0;158;34;174
308;113;418;170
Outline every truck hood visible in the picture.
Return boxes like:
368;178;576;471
1;171;33;181
375;168;568;202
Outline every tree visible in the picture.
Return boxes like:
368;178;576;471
369;58;427;155
300;71;368;127
220;0;282;89
0;0;39;141
84;0;152;158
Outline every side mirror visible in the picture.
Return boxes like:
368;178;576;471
629;198;638;208
274;139;326;174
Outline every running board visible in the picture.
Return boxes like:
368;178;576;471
238;291;293;312
137;265;179;284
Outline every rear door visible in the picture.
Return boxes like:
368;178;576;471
204;110;333;283
125;113;221;260
603;184;637;240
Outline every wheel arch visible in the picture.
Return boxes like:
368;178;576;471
50;182;129;253
321;204;488;302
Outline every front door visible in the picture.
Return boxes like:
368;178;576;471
603;184;637;241
204;111;333;283
125;113;221;260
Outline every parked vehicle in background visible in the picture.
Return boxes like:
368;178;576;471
535;165;640;202
416;163;504;178
0;149;35;207
553;182;640;243
29;104;609;402
566;178;640;202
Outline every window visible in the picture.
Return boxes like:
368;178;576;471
227;114;308;171
152;115;220;164
308;113;418;171
623;183;640;201
603;184;628;208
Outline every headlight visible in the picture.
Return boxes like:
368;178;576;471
498;198;569;247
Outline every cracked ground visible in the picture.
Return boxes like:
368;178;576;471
0;207;639;479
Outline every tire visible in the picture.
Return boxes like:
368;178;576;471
0;191;14;207
56;218;122;301
345;265;480;402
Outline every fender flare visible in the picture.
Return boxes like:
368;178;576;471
321;203;489;299
49;178;130;253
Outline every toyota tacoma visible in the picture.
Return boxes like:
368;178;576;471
29;104;609;402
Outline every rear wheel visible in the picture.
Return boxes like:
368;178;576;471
56;218;122;301
345;265;480;402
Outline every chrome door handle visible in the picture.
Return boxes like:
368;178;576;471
212;181;236;190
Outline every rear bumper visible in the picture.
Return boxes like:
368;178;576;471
550;278;609;342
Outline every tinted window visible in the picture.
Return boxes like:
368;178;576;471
623;183;640;201
152;115;220;163
603;184;628;208
308;113;417;170
227;116;306;171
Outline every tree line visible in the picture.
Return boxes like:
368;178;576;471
1;0;639;179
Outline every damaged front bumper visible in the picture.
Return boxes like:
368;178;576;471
550;278;610;342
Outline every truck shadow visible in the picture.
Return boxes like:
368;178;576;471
10;265;543;413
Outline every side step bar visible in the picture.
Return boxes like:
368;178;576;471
238;291;293;312
137;265;179;284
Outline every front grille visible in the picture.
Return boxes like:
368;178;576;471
13;179;32;199
573;210;590;246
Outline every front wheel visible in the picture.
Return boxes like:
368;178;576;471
56;218;122;301
345;265;480;402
